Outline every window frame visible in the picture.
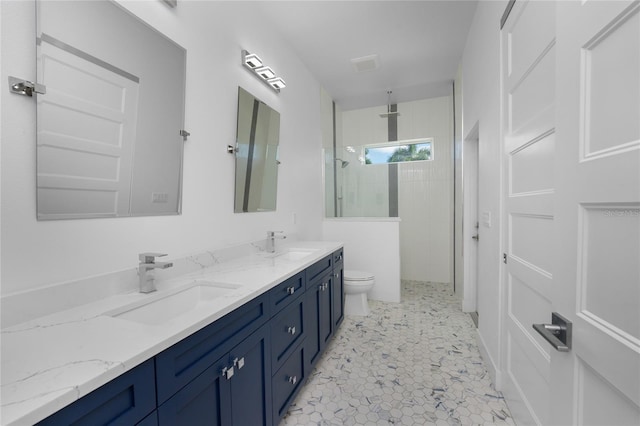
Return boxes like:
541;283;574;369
362;138;434;165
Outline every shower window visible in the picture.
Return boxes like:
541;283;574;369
364;138;433;165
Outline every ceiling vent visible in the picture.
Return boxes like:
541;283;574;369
351;54;380;73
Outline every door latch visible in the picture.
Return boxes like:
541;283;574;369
533;312;572;352
8;76;46;97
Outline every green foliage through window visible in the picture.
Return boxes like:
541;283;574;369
364;140;433;165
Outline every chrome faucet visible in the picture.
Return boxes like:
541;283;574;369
266;231;286;253
138;253;173;293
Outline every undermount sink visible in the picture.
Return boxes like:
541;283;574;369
270;248;318;261
107;282;240;326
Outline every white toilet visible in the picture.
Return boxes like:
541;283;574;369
344;270;375;316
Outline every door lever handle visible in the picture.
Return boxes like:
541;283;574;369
533;312;572;352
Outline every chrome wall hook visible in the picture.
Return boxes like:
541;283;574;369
8;76;46;97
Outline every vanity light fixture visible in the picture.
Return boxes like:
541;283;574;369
243;53;263;69
242;50;286;93
255;66;276;80
267;77;286;90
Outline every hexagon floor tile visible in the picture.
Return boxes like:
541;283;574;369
281;281;515;426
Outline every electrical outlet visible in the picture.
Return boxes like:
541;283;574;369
152;192;169;203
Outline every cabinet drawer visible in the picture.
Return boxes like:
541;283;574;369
155;293;269;404
306;254;332;283
270;294;305;371
157;355;230;426
37;359;156;426
272;341;305;424
332;248;344;265
269;271;305;314
137;410;159;426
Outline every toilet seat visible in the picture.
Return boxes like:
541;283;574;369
344;270;374;281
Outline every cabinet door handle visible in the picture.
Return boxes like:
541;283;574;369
233;357;245;369
288;375;297;385
287;326;296;335
286;286;295;295
334;273;339;278
222;366;235;380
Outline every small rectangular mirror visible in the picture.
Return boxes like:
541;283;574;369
36;0;186;219
234;87;280;213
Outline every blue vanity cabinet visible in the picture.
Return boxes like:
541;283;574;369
155;293;269;404
304;270;333;371
158;324;272;426
35;249;344;426
271;340;306;425
270;293;305;372
35;359;156;426
228;324;272;426
332;248;345;329
269;271;305;314
306;254;333;283
137;411;159;426
157;358;230;426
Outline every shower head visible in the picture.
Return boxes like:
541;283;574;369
335;158;350;168
379;90;400;118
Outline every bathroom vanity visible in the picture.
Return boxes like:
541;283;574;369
1;242;344;426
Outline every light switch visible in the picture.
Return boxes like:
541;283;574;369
152;192;169;203
482;211;492;228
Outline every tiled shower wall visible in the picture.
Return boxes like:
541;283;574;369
338;96;454;284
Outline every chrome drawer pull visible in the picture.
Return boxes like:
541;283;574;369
288;375;297;385
222;366;234;380
286;286;295;295
287;326;296;335
233;357;245;369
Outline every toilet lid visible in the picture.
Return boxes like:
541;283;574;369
344;270;374;281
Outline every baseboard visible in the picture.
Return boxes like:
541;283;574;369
462;296;476;312
475;329;499;388
477;330;537;425
500;367;538;426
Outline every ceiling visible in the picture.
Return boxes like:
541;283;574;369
257;1;478;111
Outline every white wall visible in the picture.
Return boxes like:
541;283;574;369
0;1;325;296
459;0;508;385
323;218;401;303
397;97;453;284
454;65;464;298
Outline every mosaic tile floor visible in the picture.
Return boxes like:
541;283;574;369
281;281;515;426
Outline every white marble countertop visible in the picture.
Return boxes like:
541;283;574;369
1;240;342;426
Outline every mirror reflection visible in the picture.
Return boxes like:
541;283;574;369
234;87;280;213
36;0;186;220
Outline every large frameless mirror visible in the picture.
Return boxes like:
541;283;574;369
234;87;280;213
36;0;187;220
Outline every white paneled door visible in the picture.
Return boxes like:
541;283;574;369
36;36;139;219
553;1;640;425
502;1;640;425
502;1;556;424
